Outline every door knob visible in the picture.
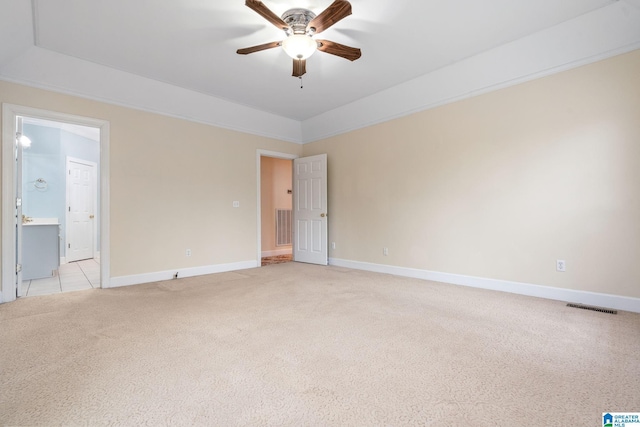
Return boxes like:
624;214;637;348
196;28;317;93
89;215;95;219
320;213;327;217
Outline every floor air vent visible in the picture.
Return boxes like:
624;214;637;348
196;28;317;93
566;303;617;315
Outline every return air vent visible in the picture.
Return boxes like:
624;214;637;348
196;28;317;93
566;303;617;315
276;209;292;246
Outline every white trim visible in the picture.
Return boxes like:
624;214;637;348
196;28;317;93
329;258;640;314
0;47;303;144
261;248;292;257
300;2;640;143
1;104;110;303
1;106;16;303
256;150;298;268
109;260;258;288
300;43;640;144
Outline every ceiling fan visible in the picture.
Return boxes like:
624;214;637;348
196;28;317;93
237;0;361;78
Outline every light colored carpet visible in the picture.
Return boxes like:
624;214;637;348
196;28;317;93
1;262;638;426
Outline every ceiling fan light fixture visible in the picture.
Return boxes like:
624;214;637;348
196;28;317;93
238;0;360;78
282;34;317;60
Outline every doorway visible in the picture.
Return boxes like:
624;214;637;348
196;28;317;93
1;104;110;303
21;118;99;296
259;153;294;266
256;150;329;267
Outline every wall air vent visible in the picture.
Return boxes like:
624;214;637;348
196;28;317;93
276;209;292;246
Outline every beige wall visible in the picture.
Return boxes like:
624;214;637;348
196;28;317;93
0;81;302;279
303;50;640;299
260;157;293;253
2;50;639;300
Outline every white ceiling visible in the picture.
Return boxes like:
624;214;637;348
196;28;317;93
1;0;640;143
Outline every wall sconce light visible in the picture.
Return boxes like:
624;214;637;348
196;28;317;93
16;133;31;148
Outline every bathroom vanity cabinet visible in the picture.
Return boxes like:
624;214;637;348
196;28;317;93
23;222;60;280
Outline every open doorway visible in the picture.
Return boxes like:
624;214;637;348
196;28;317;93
20;117;100;296
255;150;329;268
260;156;293;266
256;150;297;267
1;104;110;304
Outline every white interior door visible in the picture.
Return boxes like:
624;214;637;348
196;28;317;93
66;158;96;262
293;154;328;265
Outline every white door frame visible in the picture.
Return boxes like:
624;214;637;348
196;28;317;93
256;149;298;267
15;117;24;296
66;156;98;263
1;104;111;303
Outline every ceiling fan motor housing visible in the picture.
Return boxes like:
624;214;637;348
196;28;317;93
282;8;316;35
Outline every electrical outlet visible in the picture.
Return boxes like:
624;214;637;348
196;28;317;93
233;201;240;208
383;247;388;256
186;249;192;257
331;242;336;250
556;260;566;272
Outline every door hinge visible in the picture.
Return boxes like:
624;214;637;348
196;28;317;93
16;264;22;273
68;243;71;249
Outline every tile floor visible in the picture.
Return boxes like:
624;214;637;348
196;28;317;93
22;258;100;297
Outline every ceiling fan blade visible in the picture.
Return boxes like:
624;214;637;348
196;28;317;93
308;0;352;34
245;0;289;31
316;39;361;61
292;59;306;77
237;41;281;55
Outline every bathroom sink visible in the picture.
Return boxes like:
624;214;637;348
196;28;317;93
23;217;59;225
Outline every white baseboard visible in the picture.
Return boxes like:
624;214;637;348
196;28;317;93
261;248;292;257
329;258;640;314
108;260;258;288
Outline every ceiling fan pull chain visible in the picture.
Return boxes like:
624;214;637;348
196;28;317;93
299;76;303;89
